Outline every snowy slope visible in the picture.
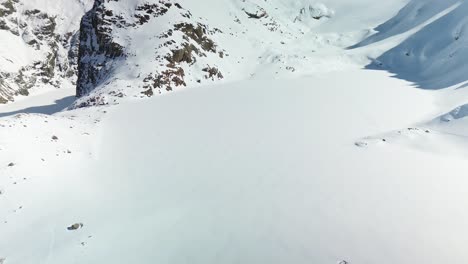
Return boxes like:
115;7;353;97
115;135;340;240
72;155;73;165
5;68;468;264
0;69;457;264
4;0;468;264
358;0;468;89
348;0;468;155
352;0;460;48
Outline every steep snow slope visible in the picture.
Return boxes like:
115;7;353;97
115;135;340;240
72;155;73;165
348;0;468;154
358;0;468;89
352;0;459;47
0;0;92;103
5;69;468;263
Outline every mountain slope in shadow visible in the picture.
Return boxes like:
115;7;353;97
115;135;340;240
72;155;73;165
352;0;468;89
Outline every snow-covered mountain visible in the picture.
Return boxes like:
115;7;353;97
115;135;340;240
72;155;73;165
0;0;93;103
72;0;345;107
5;0;468;264
4;0;468;105
358;0;468;89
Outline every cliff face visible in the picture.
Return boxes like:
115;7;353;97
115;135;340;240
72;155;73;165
0;0;92;103
76;0;125;99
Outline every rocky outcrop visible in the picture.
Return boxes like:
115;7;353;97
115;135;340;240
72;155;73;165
73;0;225;108
76;0;125;98
0;0;89;103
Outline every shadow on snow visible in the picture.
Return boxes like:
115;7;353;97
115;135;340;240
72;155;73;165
0;96;75;118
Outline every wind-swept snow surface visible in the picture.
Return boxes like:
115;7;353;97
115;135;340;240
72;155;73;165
3;70;468;264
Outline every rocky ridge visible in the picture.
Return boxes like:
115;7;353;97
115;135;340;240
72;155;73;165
0;0;92;103
0;0;337;106
72;0;336;107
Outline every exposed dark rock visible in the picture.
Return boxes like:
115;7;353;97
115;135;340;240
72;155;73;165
67;223;84;231
0;2;82;103
134;2;171;25
202;66;224;80
167;43;199;64
244;10;268;19
142;67;186;95
76;0;125;97
74;1;225;104
0;0;18;17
